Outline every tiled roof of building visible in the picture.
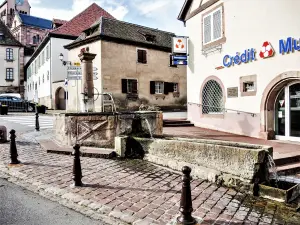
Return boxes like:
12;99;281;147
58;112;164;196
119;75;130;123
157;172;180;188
68;17;175;50
19;14;52;29
0;19;22;46
52;19;67;25
50;3;114;37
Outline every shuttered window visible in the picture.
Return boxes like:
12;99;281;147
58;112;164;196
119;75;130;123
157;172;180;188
203;6;223;45
121;79;138;94
137;49;147;64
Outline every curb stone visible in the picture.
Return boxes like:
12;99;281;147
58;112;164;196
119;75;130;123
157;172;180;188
0;168;129;225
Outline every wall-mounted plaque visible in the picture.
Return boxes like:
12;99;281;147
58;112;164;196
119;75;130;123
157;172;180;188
227;87;238;98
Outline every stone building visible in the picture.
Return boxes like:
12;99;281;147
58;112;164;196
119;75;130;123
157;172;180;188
179;0;300;141
64;17;187;112
25;3;114;109
0;19;24;96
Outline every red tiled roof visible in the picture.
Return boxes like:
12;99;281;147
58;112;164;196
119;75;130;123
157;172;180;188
51;3;114;37
52;18;67;25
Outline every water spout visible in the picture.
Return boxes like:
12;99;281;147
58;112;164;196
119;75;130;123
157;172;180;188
144;118;153;139
267;154;278;187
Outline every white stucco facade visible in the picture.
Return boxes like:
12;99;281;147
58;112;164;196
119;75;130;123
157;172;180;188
183;0;300;141
25;37;73;108
0;46;21;86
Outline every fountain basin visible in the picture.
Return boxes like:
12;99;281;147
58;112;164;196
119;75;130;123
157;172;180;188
115;136;273;187
258;179;300;203
53;111;163;148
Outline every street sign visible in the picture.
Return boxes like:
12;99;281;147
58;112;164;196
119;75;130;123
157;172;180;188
64;78;68;86
173;55;188;60
67;74;98;80
67;71;98;76
173;60;187;65
172;36;188;54
67;66;98;71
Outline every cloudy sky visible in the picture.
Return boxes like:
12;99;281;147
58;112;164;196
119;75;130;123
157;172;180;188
29;0;187;35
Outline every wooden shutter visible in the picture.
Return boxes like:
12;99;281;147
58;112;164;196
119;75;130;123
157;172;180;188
164;82;169;95
137;50;143;63
203;15;211;44
150;81;155;94
132;80;138;94
213;9;222;40
121;79;127;93
142;50;147;63
169;83;175;92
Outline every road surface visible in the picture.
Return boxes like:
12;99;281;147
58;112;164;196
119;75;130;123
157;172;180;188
0;178;105;225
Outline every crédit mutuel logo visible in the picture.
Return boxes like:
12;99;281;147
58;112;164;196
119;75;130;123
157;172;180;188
222;37;298;68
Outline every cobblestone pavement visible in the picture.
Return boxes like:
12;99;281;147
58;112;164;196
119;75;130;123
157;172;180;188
0;133;300;225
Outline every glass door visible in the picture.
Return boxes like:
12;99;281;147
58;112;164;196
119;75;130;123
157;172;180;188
289;83;300;138
275;82;300;142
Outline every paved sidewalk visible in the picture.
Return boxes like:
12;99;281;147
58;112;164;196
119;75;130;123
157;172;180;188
0;133;300;224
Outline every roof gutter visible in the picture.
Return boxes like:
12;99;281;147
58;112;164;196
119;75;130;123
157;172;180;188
177;0;192;23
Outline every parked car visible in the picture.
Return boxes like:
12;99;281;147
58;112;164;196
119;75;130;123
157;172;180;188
0;96;36;112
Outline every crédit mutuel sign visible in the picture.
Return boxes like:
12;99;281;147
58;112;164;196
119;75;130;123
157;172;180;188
222;37;299;68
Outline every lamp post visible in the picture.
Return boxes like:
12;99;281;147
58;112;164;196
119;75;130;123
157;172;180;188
59;53;72;66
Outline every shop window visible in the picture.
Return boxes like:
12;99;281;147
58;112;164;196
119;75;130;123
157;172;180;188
137;49;147;64
121;79;138;94
5;68;13;81
202;80;224;114
240;75;257;97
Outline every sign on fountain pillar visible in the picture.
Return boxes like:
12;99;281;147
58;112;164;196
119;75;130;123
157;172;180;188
79;51;97;112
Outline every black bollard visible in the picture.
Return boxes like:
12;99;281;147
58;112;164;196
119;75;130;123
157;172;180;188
177;166;196;225
72;144;83;187
35;112;40;131
9;130;20;164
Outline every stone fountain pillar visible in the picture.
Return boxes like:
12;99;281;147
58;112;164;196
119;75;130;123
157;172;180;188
79;52;96;112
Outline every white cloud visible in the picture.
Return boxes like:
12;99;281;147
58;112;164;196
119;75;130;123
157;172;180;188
132;0;187;35
30;0;129;21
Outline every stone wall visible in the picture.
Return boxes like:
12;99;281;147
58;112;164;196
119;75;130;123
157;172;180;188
115;136;273;187
54;111;163;148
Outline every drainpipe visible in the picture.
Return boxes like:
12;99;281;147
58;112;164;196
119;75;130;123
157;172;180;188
49;39;52;109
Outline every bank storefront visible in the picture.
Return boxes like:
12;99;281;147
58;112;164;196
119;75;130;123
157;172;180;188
179;0;300;141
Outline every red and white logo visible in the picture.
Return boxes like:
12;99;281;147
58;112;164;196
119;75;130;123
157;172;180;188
259;41;275;59
175;39;185;49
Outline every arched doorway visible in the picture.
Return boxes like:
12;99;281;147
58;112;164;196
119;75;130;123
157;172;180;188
274;82;300;141
55;87;66;110
260;71;300;140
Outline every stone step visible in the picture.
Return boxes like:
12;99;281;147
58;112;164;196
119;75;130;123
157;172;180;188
164;123;194;127
38;139;116;159
277;162;300;176
163;119;194;127
274;153;300;167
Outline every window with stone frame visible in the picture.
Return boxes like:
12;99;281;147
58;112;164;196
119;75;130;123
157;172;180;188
121;79;138;94
202;80;224;114
6;48;13;60
6;68;13;80
137;49;147;64
203;6;223;45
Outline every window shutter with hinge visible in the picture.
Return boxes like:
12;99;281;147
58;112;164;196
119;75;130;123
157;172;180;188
164;82;169;95
132;80;138;94
137;50;143;63
150;81;155;94
203;15;211;44
213;9;222;40
121;79;127;93
143;50;147;63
